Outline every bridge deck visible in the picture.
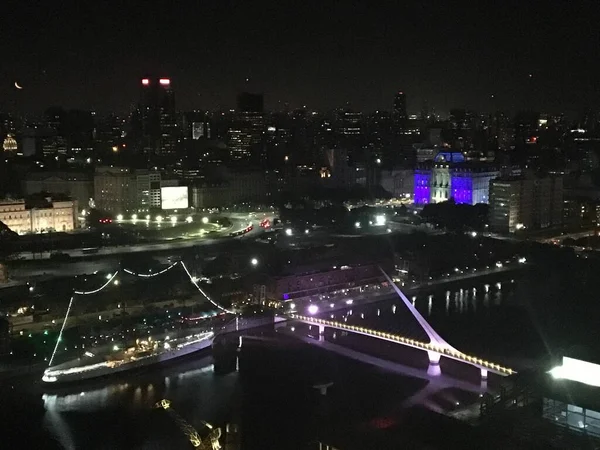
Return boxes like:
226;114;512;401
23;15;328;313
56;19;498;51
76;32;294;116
285;314;515;376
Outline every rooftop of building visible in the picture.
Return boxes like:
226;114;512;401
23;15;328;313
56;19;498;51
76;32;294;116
25;171;93;181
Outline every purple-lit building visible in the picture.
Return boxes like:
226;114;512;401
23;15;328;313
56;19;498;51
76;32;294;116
413;151;500;205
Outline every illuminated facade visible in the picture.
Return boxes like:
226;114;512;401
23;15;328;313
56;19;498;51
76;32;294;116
228;93;264;163
2;133;17;153
543;357;600;439
413;151;500;205
135;77;177;156
0;197;77;234
489;175;563;233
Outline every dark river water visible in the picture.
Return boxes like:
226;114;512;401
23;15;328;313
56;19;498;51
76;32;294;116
0;273;571;449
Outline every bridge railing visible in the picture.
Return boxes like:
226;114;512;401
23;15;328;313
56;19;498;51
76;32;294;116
287;314;515;375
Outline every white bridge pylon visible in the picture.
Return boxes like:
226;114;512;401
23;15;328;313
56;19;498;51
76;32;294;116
379;267;460;358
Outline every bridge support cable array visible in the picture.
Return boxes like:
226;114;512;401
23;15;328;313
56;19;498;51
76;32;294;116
379;267;458;353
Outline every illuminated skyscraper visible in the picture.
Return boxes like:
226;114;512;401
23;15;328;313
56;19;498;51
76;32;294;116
134;77;178;156
393;91;407;122
227;92;265;164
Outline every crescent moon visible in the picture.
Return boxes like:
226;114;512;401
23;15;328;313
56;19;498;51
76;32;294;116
14;82;23;90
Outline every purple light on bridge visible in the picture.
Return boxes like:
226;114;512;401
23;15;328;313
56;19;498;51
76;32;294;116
308;304;319;315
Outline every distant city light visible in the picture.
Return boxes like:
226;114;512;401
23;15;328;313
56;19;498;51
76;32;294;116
285;228;293;236
156;215;163;223
470;231;477;237
250;257;259;266
376;158;381;164
355;222;361;229
202;217;209;224
145;215;151;221
106;273;113;280
518;257;527;264
116;214;123;221
141;78;150;85
289;303;296;310
186;216;193;223
308;304;319;315
375;215;386;226
159;78;170;85
170;216;177;224
131;214;138;221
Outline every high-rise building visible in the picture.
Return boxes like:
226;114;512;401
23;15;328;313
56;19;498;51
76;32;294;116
228;93;265;164
393;91;407;121
134;77;178;156
489;174;563;233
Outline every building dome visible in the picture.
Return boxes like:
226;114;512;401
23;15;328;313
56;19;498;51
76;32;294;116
2;134;17;153
434;150;465;163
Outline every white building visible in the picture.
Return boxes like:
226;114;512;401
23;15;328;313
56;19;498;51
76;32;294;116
0;197;77;234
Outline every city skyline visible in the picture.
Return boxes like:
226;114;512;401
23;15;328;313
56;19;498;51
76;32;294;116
1;2;599;116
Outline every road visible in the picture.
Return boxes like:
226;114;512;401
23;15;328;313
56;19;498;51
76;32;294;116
12;214;264;261
2;215;268;287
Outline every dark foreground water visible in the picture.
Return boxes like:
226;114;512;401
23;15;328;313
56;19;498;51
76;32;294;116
1;272;583;449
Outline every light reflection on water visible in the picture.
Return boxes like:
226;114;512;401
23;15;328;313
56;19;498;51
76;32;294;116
41;356;237;449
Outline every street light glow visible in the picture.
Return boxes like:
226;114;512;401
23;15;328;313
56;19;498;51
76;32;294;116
186;216;193;223
116;214;123;221
285;228;293;236
308;304;319;315
202;217;209;224
131;214;138;221
251;257;259;266
156;215;163;223
170;216;177;224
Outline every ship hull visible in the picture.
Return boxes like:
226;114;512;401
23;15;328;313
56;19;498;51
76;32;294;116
43;334;214;385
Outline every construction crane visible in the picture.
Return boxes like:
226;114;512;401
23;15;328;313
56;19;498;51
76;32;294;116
155;399;222;449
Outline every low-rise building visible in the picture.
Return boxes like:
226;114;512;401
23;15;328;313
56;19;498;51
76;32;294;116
0;197;77;234
190;172;267;208
414;150;501;205
23;171;93;211
265;263;388;301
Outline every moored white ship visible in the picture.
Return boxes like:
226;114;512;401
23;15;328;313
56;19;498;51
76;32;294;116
42;331;214;384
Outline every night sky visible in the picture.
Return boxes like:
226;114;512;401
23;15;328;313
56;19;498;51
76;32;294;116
1;1;599;116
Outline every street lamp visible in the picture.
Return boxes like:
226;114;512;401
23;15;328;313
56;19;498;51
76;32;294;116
202;217;209;224
250;257;259;266
285;228;293;236
116;214;123;221
186;216;193;223
156;215;163;223
170;216;177;224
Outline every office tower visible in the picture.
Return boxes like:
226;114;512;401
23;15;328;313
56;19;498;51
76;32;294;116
393;91;407;122
134;77;178;157
489;175;563;233
228;92;265;164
